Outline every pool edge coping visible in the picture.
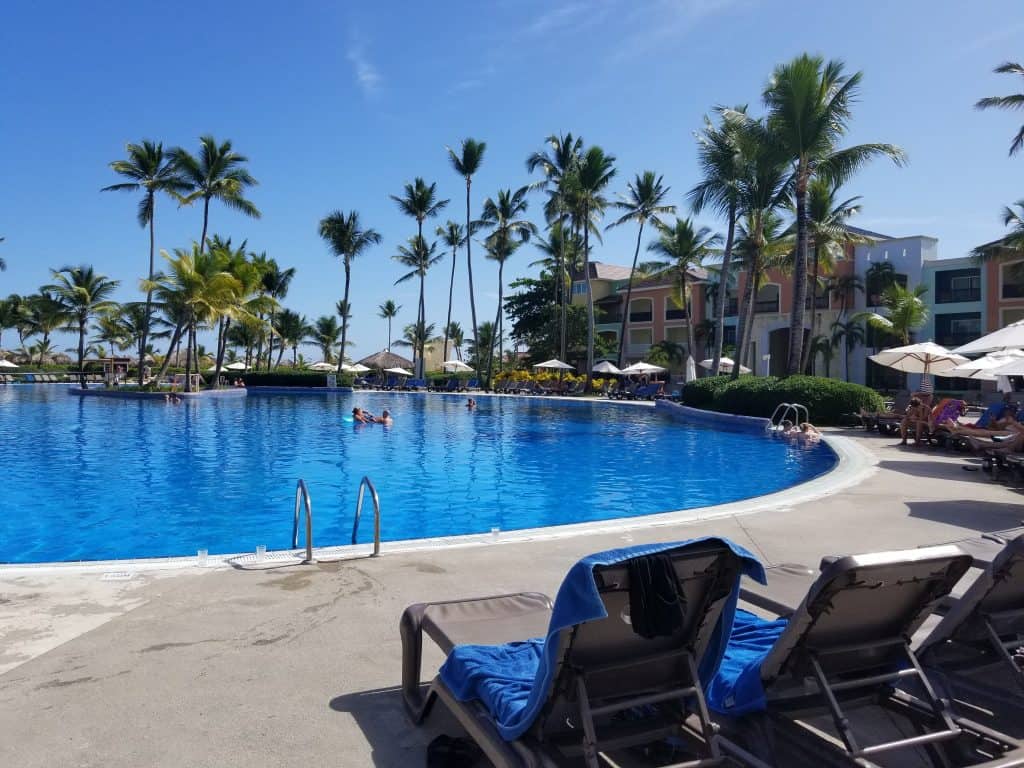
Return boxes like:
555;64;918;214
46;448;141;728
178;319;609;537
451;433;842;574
0;433;875;575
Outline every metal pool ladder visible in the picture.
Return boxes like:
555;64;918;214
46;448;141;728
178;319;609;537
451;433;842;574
767;402;809;431
292;478;315;564
352;475;382;557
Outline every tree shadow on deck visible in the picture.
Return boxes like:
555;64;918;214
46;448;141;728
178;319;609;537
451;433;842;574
329;685;467;767
905;499;1024;534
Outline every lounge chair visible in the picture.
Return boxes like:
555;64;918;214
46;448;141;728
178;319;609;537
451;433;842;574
445;378;459;392
400;538;765;768
712;545;1022;767
466;378;480;391
869;391;912;434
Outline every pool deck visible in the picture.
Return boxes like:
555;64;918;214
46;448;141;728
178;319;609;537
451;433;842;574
2;430;1022;767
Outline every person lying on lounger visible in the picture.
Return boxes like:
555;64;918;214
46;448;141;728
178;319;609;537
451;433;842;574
961;427;1024;457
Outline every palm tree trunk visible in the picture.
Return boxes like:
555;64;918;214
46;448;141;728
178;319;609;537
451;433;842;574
733;268;753;381
682;271;696;361
617;220;645;367
266;309;275;371
387;317;392;350
800;245;821;373
276;342;286;369
199;196;210;254
465;179;480;380
338;260;351;375
788;178;809;376
213;316;231;389
712;203;736;376
255;309;265;368
155;321;184;382
584;202;595;393
845;341;851;382
495;262;504;373
418;271;426;378
139;198;155;387
184;321;194;393
77;320;87;389
443;243;456;364
742;261;760;372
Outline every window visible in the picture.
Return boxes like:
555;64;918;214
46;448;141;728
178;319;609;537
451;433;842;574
629;328;653;348
934;313;981;349
935;268;980;303
1003;308;1024;326
629;298;653;322
665;298;687;320
1001;262;1024;299
804;291;830;310
665;326;687;343
866;271;908;305
723;326;737;346
572;281;587;296
754;284;780;314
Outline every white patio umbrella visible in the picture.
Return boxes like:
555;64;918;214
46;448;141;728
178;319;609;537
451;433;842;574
442;359;473;372
954;319;1024;355
0;359;18;368
620;361;667;375
990;356;1024;377
699;357;750;374
592;360;622;375
224;361;247;371
384;366;413;376
308;361;336;371
868;342;967;375
949;349;1024;380
348;363;371;373
533;358;575;371
685;356;697;383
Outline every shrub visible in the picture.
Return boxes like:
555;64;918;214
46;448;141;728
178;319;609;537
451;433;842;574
681;375;884;425
242;371;354;387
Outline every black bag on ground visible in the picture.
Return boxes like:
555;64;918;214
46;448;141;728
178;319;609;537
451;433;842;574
426;734;483;768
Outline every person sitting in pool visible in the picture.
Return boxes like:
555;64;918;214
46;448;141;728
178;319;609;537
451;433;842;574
352;407;372;424
796;422;821;442
466;398;476;410
373;409;393;425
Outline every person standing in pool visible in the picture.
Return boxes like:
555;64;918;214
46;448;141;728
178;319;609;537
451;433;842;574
374;409;393;425
466;398;476;410
352;407;371;424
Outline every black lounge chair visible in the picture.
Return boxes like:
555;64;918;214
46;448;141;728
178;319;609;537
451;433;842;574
718;545;1023;768
401;539;763;768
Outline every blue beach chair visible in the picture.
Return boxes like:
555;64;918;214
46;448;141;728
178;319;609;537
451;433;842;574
400;538;764;768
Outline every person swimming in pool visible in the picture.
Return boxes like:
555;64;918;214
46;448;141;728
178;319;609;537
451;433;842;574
374;409;393;425
466;398;476;410
352;407;371;424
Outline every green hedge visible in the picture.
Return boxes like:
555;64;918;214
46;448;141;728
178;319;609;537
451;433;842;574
241;371;354;387
681;375;884;425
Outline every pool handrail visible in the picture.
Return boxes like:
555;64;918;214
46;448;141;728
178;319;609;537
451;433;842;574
352;475;381;557
292;478;315;564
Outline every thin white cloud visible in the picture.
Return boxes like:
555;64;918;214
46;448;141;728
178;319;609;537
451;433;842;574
527;2;590;35
612;0;751;61
448;78;483;94
347;43;381;95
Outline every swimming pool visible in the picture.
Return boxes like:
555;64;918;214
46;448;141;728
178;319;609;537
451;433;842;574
0;386;835;563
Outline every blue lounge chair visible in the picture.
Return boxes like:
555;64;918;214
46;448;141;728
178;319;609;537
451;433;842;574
444;378;458;392
401;538;764;768
466;378;479;391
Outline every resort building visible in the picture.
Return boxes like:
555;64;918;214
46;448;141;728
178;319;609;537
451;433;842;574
578;226;1015;389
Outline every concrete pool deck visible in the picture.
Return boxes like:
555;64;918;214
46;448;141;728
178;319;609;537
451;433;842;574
2;431;1022;767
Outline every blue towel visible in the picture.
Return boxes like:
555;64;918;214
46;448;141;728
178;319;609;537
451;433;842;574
706;608;788;715
439;538;765;741
977;402;1013;429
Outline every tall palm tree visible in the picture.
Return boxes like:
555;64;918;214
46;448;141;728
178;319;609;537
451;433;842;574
483;234;522;385
607;171;676;366
971;200;1024;266
467;320;499;373
0;236;5;272
689;110;747;376
391;178;449;376
0;296;19;350
171;135;260;254
759;54;905;374
318;209;382;374
976;62;1024;155
828;272;864;318
798;179;865;371
393;236;442;372
573;146;617;389
307;315;342;364
102;141;188;385
647;218;721;360
447;321;465;361
830;318;865;381
377;300;400;350
144;245;243;391
446;138;486;375
529;221;579;359
853;283;929;346
394;321;437;365
275;309;310;367
46;265;120;388
257;257;295;371
437;220;466;363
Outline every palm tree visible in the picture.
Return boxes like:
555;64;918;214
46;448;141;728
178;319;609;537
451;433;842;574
318;209;381;374
830;318;865;381
394;321;436;365
971;200;1024;267
171;135;260;254
853;283;929;346
207;238;267;383
46;265;120;387
467;320;499;373
275;309;310;367
572;145;617;390
647;218;721;360
975;62;1024;155
307;315;342;364
258;258;295;370
606;171;676;366
828;272;864;317
391;178;449;376
436;220;466;363
759;54;905;374
798;179;865;371
0;296;19;350
447;321;465;360
807;334;837;377
377;300;400;350
393;236;442;373
102;141;188;384
0;236;5;272
529;221;579;359
446;138;486;375
689;110;747;376
483;234;522;385
144;245;243;391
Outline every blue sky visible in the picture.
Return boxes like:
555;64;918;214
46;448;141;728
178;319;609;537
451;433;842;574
1;0;1021;356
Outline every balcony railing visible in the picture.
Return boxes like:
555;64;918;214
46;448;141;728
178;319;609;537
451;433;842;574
629;311;653;322
935;289;981;304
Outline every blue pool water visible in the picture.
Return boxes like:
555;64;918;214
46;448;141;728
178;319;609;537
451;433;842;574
0;387;835;563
